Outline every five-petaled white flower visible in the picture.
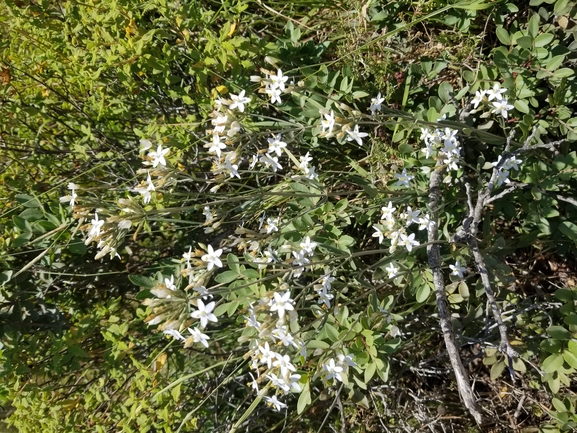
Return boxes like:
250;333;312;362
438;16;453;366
346;124;369;146
201;245;223;270
385;262;399;279
89;212;105;238
229;90;251;112
267;134;287;156
449;261;466;279
321;111;335;133
208;133;227;157
191;299;218;328
149;144;169;168
394;169;414;188
264;395;287;411
323;358;344;382
372;225;385;244
369;92;385;114
399;233;419;252
269;69;289;91
188;327;210;348
269;291;294;319
491;98;514;119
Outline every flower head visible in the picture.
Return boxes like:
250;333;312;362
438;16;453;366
191;299;218;328
201;245;223;271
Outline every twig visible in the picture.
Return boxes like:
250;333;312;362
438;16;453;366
427;167;483;425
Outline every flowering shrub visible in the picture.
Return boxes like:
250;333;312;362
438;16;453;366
3;0;577;431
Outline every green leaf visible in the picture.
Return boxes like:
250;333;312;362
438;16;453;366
534;33;554;48
415;284;430;303
542;353;564;373
546;55;565;71
227;254;240;273
297;381;311;414
13;215;32;233
324;323;339;342
562;350;577;369
15;194;41;208
490;359;506;380
438;81;453;103
215;270;239;284
547;325;572;340
528;13;540;38
496;27;511;45
128;274;155;289
364;362;376;383
514;100;530;114
558;221;577;242
552;397;567;413
19;208;44;221
553;68;574;78
398;143;414;154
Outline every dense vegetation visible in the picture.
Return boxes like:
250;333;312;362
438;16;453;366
1;0;577;431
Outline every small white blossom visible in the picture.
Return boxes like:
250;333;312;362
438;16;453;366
491;98;514;119
229;90;251;112
394;169;414;188
191;300;218;329
385;262;399;279
267;134;287;156
264;395;287;411
269;291;294;319
201;245;223;271
188;327;210;348
149;145;169;168
449;261;466;279
346;124;369;146
369;92;385;115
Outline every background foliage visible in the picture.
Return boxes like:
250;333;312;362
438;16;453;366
1;0;577;432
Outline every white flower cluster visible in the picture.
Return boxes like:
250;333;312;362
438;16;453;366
320;353;357;384
251;68;291;105
372;201;430;253
243;289;303;411
471;82;514;119
492;154;523;187
420;125;462;173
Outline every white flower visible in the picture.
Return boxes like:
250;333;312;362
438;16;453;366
346;124;369;146
323;358;344;382
385;262;399;279
266;372;290;393
194;285;212;299
337;353;357;368
486;83;507;101
394;169;414;188
267;134;287;156
299;236;317;256
399;233;419;252
418;214;433;231
369;92;385;115
273;353;296;377
266;217;279;234
265;87;282;104
471;90;486;109
495;169;511;187
229;90;251;112
321;111;335;133
212;113;228;133
318;288;334;308
244;307;261;329
191;299;218;328
89;212;105;238
491;98;514;119
496;155;522;171
269;68;289;91
188;327;210;348
422;141;436;159
272;326;297;348
257;342;276;368
269;291;295;319
149;145;169;168
201;245;223;271
60;182;78;207
372;225;385;244
163;329;185;340
164;275;177;291
403;206;421;226
264;395;287;411
208;133;227;157
449;261;466;279
260;153;282;172
381;202;396;221
389;325;402;338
